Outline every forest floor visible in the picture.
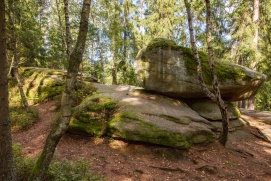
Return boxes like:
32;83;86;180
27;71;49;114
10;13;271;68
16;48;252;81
12;100;271;181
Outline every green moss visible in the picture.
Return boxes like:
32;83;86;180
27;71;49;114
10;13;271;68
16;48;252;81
159;115;191;125
31;150;46;177
229;102;241;119
69;96;118;137
69;117;107;137
146;38;181;52
181;47;249;84
110;111;211;149
145;38;251;85
110;114;191;148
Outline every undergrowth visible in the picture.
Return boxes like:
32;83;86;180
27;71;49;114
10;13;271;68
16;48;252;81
13;143;105;181
10;107;39;132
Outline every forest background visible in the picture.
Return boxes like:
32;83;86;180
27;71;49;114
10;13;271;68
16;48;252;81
5;0;271;110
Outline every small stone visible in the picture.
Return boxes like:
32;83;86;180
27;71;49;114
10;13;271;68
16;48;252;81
196;165;218;174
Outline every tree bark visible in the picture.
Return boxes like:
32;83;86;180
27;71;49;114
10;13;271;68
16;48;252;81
30;0;91;180
248;0;260;110
111;0;118;85
63;0;72;61
205;0;229;145
184;0;216;102
8;0;29;110
184;0;229;146
56;0;67;69
97;32;105;84
0;0;17;180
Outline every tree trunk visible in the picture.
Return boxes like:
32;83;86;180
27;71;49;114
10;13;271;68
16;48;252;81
0;0;17;180
205;0;229;145
97;32;105;84
56;0;67;69
184;0;216;102
30;0;91;180
111;0;118;85
8;0;29;110
248;0;260;110
8;55;14;76
112;52;118;85
184;0;229;146
63;0;72;61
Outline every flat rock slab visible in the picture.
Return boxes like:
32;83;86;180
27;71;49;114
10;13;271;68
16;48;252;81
95;83;215;149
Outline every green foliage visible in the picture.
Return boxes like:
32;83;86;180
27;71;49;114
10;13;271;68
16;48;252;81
12;144;104;181
47;158;104;181
12;143;36;181
5;0;271;110
254;0;271;110
10;107;39;132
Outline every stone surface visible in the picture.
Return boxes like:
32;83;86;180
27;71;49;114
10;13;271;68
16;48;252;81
211;118;249;132
94;83;216;149
69;83;249;149
135;38;266;101
21;67;250;149
187;100;241;121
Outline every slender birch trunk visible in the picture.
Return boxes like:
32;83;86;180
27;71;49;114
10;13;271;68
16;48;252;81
8;0;29;110
184;0;229;146
205;0;229;145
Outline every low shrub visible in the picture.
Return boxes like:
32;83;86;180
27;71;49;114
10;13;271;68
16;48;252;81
13;144;105;181
10;107;39;132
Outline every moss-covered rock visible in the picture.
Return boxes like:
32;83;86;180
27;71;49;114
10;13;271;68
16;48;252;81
20;68;66;104
9;67;97;105
108;110;214;149
69;95;118;137
188;100;241;121
135;38;266;101
94;83;216;149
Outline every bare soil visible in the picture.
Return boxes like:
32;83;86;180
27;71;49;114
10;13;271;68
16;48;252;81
12;101;271;181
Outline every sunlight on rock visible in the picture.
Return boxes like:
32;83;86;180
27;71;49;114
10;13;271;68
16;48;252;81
122;97;143;105
116;85;130;92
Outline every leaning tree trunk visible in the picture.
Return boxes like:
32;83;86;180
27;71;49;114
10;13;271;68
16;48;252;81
29;0;91;180
8;0;29;110
205;0;229;145
0;0;17;180
184;0;229;146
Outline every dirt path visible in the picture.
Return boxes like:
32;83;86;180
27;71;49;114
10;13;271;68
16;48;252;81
12;101;57;157
12;101;271;181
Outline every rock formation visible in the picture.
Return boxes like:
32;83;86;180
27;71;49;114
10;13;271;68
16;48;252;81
20;49;263;149
135;38;266;101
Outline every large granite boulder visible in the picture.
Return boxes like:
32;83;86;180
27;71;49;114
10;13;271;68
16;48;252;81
70;84;216;149
135;38;266;101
